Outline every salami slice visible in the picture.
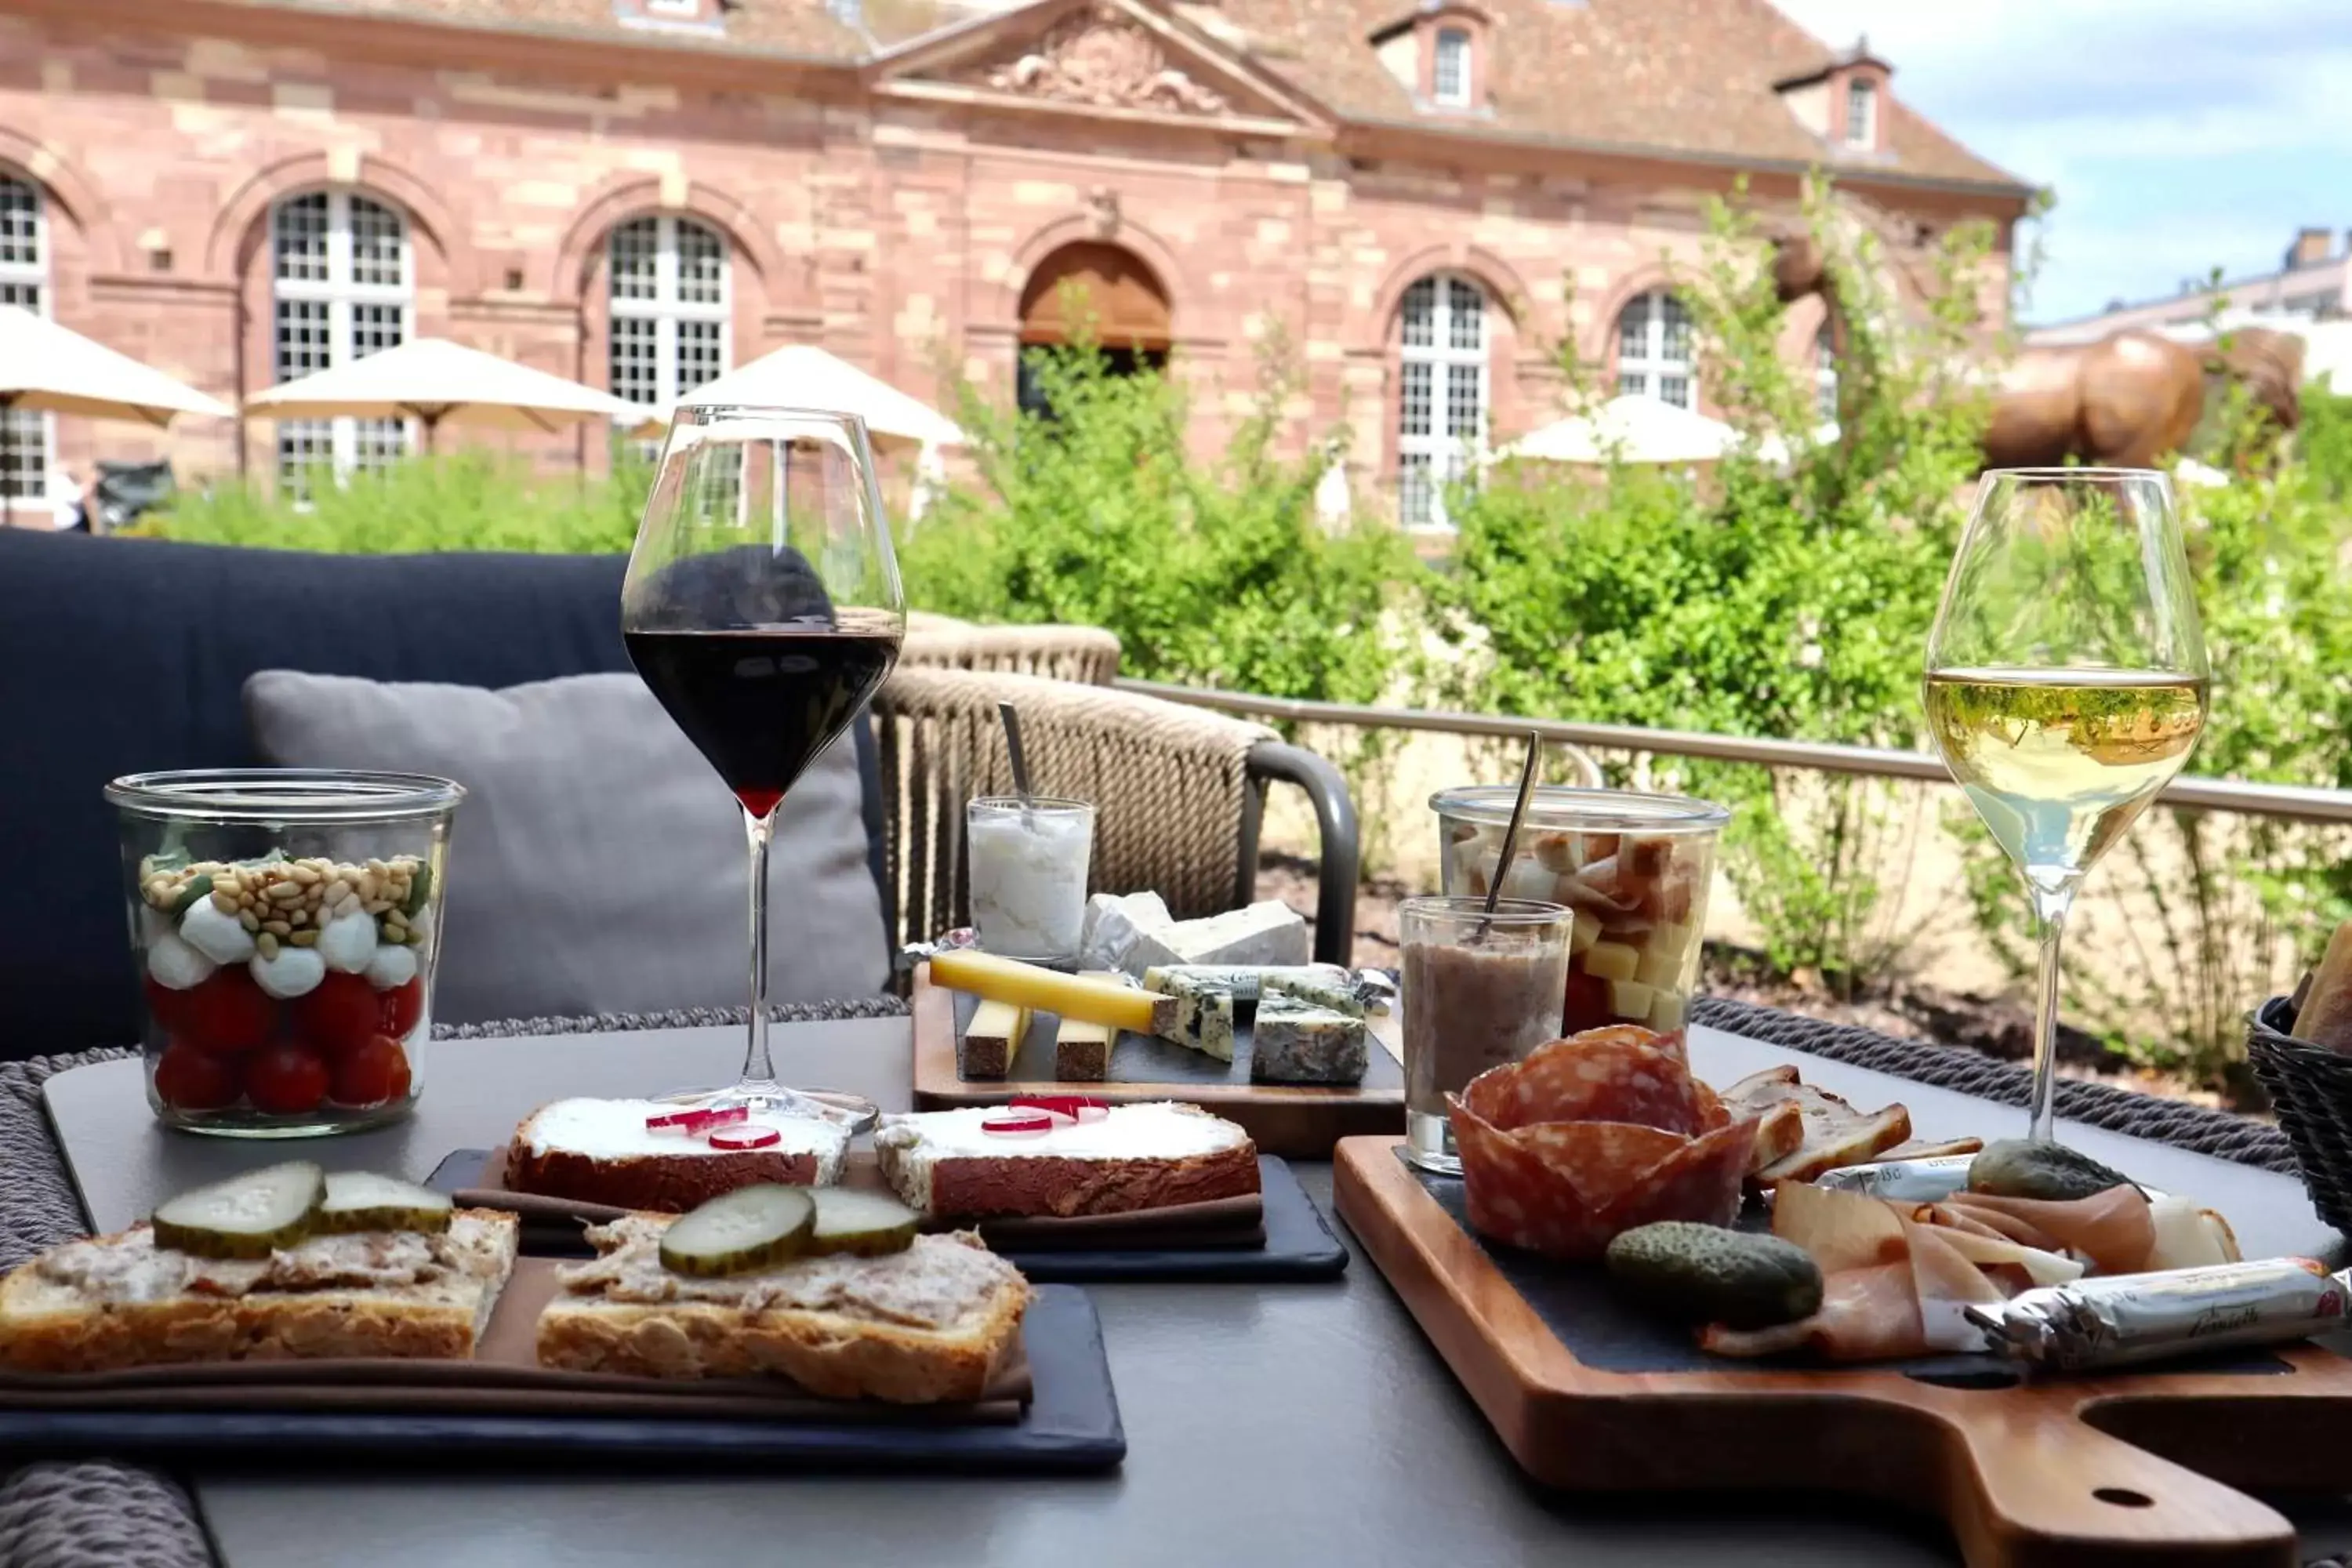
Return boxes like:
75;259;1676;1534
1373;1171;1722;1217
1593;1116;1756;1235
1460;1029;1705;1135
1448;1099;1615;1259
1512;1121;1688;1214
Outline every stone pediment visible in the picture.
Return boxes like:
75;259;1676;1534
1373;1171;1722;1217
875;0;1327;133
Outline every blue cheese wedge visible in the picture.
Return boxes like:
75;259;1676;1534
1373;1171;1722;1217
1192;989;1237;1063
1142;964;1350;1003
1259;971;1369;1018
1250;995;1368;1084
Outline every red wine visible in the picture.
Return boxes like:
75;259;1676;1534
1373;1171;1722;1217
626;627;900;818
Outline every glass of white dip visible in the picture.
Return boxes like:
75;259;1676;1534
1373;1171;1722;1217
966;796;1095;964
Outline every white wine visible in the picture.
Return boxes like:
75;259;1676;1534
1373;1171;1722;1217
1924;667;2208;885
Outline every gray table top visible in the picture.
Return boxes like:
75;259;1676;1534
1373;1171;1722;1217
40;1022;2352;1567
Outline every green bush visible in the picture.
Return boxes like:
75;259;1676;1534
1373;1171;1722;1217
1433;180;1995;984
2301;387;2352;502
139;449;654;555
898;336;1420;706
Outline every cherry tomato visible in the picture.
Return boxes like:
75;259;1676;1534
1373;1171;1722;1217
175;970;278;1055
245;1044;330;1115
1560;970;1615;1036
376;977;425;1039
330;1034;413;1107
143;976;201;1038
153;1043;241;1111
295;971;383;1057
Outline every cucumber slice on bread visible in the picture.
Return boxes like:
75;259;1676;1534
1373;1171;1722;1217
151;1161;325;1259
315;1171;453;1234
808;1189;918;1257
659;1185;816;1277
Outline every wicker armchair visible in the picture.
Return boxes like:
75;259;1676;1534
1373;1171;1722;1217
899;617;1122;687
869;666;1359;964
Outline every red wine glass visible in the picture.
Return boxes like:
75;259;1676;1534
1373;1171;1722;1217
621;405;906;1124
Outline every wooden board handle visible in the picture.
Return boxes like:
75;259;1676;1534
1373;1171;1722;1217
1940;1399;2296;1567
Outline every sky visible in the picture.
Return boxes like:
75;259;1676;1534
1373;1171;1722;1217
1769;1;2352;325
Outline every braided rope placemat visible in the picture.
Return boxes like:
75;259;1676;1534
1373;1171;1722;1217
0;996;2323;1566
1691;998;2299;1174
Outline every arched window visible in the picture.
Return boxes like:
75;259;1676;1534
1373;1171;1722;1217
608;215;731;412
1814;318;1839;421
1396;272;1486;530
1616;289;1692;409
1014;241;1171;419
271;190;412;494
0;174;53;511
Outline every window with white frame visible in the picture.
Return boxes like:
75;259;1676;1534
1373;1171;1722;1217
1814;318;1839;421
1845;78;1876;148
608;215;731;416
0;174;53;510
1616;289;1693;409
270;190;412;495
1432;27;1471;107
1396;273;1486;530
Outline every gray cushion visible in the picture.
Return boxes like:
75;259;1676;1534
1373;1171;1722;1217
243;670;891;1025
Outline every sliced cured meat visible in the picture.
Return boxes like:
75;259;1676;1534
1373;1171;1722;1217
1512;1120;1689;1214
1938;1186;2156;1276
1771;1178;1907;1273
1594;1117;1757;1235
1445;1025;1784;1261
1460;1031;1705;1137
1700;1261;1927;1362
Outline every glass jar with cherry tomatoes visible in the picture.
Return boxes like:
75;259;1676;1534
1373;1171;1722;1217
106;770;463;1137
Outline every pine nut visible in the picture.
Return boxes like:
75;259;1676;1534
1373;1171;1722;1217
211;891;238;913
268;884;303;904
263;919;292;936
238;910;260;932
289;930;319;947
289;865;321;886
288;909;308;927
256;932;279;957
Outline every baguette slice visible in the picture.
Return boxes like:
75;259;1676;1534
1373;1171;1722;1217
539;1219;1029;1403
873;1102;1259;1219
0;1210;519;1374
509;1097;849;1212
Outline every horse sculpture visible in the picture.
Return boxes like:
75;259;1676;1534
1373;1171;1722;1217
1770;231;2305;469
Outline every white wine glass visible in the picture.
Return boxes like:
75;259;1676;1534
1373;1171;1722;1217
621;405;906;1126
1924;468;2209;1143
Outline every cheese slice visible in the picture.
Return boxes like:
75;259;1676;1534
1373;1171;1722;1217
1159;901;1310;969
931;949;1178;1035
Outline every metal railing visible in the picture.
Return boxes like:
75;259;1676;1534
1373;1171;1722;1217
1116;679;2352;829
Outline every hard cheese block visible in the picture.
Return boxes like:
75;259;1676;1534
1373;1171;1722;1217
931;949;1179;1036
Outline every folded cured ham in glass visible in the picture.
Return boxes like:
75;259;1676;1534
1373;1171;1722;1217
1446;1026;1797;1262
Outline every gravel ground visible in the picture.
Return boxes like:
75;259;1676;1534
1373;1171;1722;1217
1254;853;2234;1111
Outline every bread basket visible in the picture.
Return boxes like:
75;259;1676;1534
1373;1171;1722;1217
2245;995;2352;1233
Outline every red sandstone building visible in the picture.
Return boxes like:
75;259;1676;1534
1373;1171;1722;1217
0;0;2026;528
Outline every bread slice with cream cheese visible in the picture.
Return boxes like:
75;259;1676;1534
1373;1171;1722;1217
508;1097;849;1212
873;1102;1259;1220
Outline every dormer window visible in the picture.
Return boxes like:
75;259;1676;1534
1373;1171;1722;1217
1432;27;1471;107
1844;78;1876;148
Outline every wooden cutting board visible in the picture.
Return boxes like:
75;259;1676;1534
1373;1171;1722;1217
909;964;1402;1158
1334;1134;2352;1568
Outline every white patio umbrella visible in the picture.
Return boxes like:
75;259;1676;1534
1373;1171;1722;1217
637;346;964;452
244;338;641;451
1502;394;1744;466
0;304;233;524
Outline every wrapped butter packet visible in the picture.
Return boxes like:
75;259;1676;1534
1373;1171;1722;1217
1965;1258;2349;1373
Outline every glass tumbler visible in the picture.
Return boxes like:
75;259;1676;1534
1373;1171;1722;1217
1400;895;1573;1174
1432;785;1730;1041
107;769;463;1137
966;796;1096;965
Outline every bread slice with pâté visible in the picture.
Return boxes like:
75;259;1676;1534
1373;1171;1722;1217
0;1164;518;1374
537;1207;1031;1404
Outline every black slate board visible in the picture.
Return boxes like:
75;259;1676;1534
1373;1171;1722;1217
424;1151;1349;1284
960;989;1403;1093
0;1285;1124;1472
1400;1150;2293;1386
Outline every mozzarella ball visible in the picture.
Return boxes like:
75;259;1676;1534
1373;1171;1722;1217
179;895;258;965
249;945;326;1000
363;942;418;991
316;906;379;974
145;931;217;991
